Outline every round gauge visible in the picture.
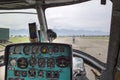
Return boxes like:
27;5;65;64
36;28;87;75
53;71;59;78
29;58;36;67
14;46;21;54
38;70;44;77
23;46;31;55
47;58;55;68
46;71;52;78
17;58;28;69
48;47;53;54
53;46;59;53
14;70;20;76
29;68;36;78
32;45;38;54
56;56;69;68
38;58;46;67
40;46;48;54
22;71;27;77
10;59;16;66
60;47;65;52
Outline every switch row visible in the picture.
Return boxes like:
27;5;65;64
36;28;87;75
14;70;59;78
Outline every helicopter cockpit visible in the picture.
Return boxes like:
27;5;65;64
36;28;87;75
0;0;89;80
5;43;73;80
0;0;120;80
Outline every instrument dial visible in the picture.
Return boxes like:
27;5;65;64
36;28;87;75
48;47;53;54
14;70;20;76
53;46;59;53
29;58;36;67
32;45;38;53
46;71;52;78
23;46;31;55
47;58;55;68
53;71;59;78
17;58;28;69
29;68;36;78
60;47;65;52
38;58;46;67
56;56;69;68
10;59;16;66
38;70;44;78
22;71;27;77
40;46;48;54
14;46;21;54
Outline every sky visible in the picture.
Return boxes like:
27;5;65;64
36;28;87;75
0;0;112;32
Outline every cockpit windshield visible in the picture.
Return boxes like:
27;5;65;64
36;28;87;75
0;0;112;80
45;0;112;63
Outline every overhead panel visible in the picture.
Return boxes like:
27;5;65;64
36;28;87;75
0;0;32;9
44;0;90;8
0;0;90;10
45;0;74;4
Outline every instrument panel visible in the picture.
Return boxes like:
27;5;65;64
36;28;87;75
4;43;72;80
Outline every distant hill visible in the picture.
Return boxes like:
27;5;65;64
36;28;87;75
10;29;29;36
10;29;109;36
53;29;109;36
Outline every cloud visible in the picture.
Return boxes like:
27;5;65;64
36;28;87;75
45;0;112;32
0;9;39;30
0;0;112;33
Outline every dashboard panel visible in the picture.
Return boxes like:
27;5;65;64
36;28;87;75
4;43;72;80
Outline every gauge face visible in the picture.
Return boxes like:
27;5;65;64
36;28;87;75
47;58;55;68
40;46;48;54
29;68;36;78
32;45;38;53
14;46;21;54
17;58;28;69
22;71;27;77
14;70;20;76
46;71;52;78
60;47;65;52
53;46;59;53
53;71;59;78
56;56;69;68
9;51;13;55
48;47;53;54
38;58;46;67
29;58;36;67
10;59;16;66
38;70;44;77
23;46;31;55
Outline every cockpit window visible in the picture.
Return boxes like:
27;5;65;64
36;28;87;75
45;1;112;80
0;0;113;80
0;9;39;43
45;0;112;63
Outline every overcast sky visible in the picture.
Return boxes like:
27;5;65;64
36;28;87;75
0;0;112;32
